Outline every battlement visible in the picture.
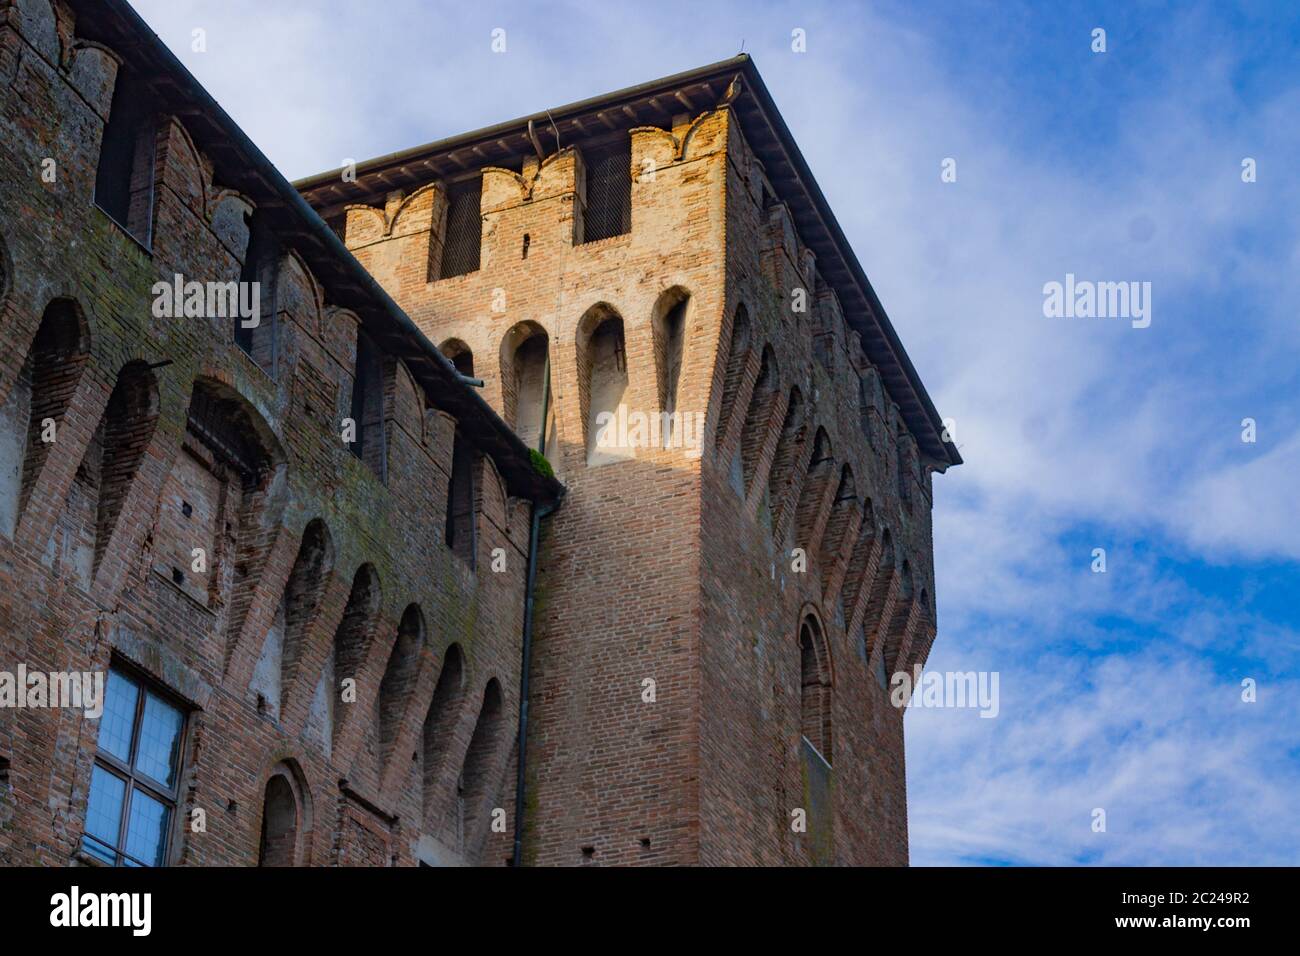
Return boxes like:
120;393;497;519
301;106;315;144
0;0;557;867
300;58;957;865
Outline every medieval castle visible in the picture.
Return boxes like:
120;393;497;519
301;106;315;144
0;0;959;866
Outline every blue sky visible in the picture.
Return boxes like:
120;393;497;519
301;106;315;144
127;0;1300;865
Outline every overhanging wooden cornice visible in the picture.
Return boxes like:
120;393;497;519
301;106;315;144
294;56;961;469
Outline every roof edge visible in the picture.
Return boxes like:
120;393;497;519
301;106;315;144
293;54;960;469
82;0;565;503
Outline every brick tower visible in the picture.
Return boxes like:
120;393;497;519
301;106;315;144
300;57;960;866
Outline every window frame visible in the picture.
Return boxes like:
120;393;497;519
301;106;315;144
81;661;189;868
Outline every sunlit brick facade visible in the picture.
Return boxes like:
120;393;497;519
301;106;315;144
0;0;957;868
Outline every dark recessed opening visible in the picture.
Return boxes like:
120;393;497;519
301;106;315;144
639;837;651;848
581;846;595;859
522;233;530;259
171;567;184;585
181;500;192;518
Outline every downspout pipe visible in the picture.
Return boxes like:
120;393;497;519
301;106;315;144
511;498;556;867
512;353;556;867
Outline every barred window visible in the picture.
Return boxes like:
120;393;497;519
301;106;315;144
581;139;631;243
82;665;186;867
439;178;482;279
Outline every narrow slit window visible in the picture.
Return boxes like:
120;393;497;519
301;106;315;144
349;331;386;481
445;431;476;567
235;212;280;376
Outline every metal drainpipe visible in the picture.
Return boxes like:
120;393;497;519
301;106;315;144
512;352;556;867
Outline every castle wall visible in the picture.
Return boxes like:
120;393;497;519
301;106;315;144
1;0;949;870
0;0;539;867
340;111;734;865
336;92;943;866
696;118;939;865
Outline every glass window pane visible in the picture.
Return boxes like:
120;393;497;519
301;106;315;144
85;765;126;854
97;669;139;763
135;691;183;788
124;788;169;867
81;835;117;865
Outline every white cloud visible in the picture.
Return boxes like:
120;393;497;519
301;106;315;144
1179;430;1300;561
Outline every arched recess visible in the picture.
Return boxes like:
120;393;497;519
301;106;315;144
439;338;475;378
766;386;805;529
858;367;883;449
325;564;382;754
799;613;833;764
257;760;312;866
499;321;555;457
349;328;387;482
577;304;629;465
900;559;914;600
792;427;833;550
94;65;157;247
250;518;334;721
420;643;465;831
234;210;280;376
456;678;505;850
2;297;90;537
280;519;334;694
445;430;477;568
818;465;858;573
878;528;896;575
714;303;752;450
652;287;690;424
897;430;917;509
377;604;426;763
58;360;159;589
166;379;285;654
738;345;778;492
883;559;916;676
841;497;876;624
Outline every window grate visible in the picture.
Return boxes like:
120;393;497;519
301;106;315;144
440;179;482;279
581;140;631;243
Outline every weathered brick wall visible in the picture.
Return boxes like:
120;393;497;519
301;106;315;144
338;111;733;865
0;0;536;868
696;117;939;866
329;90;943;866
